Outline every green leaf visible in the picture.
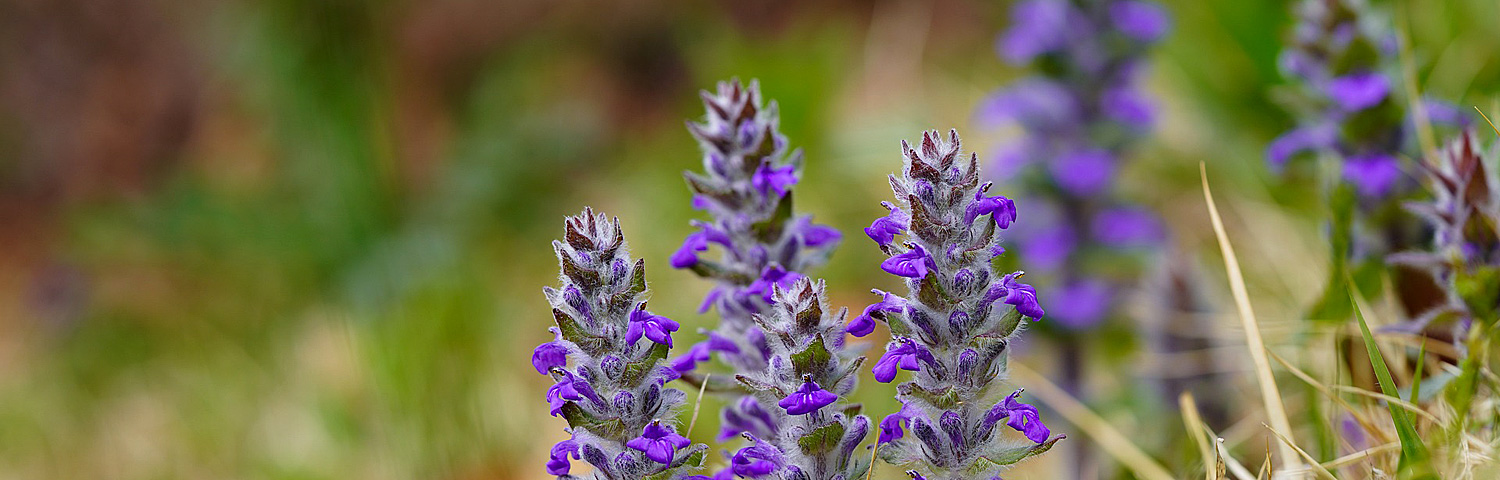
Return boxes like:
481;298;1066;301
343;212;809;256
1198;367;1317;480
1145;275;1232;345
793;299;823;332
751;191;794;242
797;421;846;455
977;435;1063;467
553;308;609;356
1350;290;1430;472
559;250;602;290
897;383;959;410
621;342;669;386
790;335;832;376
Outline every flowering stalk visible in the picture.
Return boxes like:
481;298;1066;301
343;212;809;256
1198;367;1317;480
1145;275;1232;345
851;130;1061;479
532;208;708;479
726;277;871;479
978;0;1169;332
1268;0;1468;318
668;79;841;443
1390;131;1500;337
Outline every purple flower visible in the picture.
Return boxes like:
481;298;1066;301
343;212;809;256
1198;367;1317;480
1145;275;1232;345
998;0;1072;64
1342;153;1402;198
546;438;580;475
848;289;907;337
531;330;569;374
865;202;908;246
874;338;931;383
1327;71;1390;111
1046;280;1112;330
731;435;783;477
778;378;838;415
627;305;680;347
1050;149;1115;196
976;79;1078;128
752;161;797;197
988;390;1050;443
964;187;1018;228
1110;1;1169;42
1017;222;1076;272
1091;207;1163;247
881;243;931;278
745;265;804;303
878;409;911;445
1266;124;1337;169
626;421;693;465
545;369;587;416
985;272;1045;320
1102;85;1155;126
796;217;842;247
669;342;711;373
671;232;710;268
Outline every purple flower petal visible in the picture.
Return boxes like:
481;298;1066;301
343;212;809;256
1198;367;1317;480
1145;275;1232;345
546;438;580;475
1110;0;1169;42
1342;153;1402;198
1050;149;1115;196
881;244;931;278
778;379;838;415
1327;72;1390;111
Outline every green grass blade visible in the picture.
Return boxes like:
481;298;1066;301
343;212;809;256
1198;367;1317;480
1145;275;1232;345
1348;289;1429;471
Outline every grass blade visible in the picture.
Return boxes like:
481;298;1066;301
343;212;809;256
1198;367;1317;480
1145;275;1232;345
1349;288;1430;470
1200;163;1301;470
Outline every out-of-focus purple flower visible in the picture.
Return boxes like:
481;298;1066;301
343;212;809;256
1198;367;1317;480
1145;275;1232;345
1018;222;1076;272
1091;207;1163;247
531;330;569;374
669;342;712;373
1046;280;1112;330
985;272;1045;320
1342;153;1402;198
1102;85;1156;125
848;289;907;337
797;217;842;247
627;305;680;347
1050;149;1115;196
998;0;1072;64
671;232;710;268
976;79;1078;128
1110;0;1169;42
881;244;931;278
1266;124;1337;169
987;389;1051;443
777;378;838;415
626;421;693;465
752;161;798;197
874;338;930;383
866;202;909;246
547;438;580;475
1327;71;1390;111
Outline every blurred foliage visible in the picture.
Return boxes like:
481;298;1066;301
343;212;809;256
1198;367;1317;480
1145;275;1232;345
0;0;1497;479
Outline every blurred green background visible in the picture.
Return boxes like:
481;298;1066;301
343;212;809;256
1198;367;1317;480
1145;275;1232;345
0;0;1496;478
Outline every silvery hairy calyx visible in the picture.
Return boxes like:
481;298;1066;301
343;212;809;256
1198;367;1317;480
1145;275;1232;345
979;0;1170;332
1389;131;1500;343
849;130;1062;479
1268;0;1469;319
667;80;841;441
723;278;871;480
532;209;708;479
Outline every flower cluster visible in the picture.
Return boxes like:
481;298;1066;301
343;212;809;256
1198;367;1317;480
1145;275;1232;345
724;278;871;479
1390;131;1500;334
1268;0;1469;318
977;0;1169;330
852;130;1061;479
668;80;841;439
532;208;707;479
